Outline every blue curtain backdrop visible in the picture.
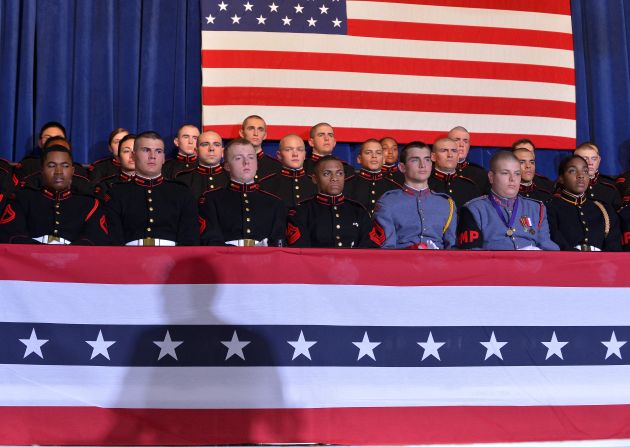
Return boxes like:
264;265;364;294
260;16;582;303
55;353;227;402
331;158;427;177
0;0;628;178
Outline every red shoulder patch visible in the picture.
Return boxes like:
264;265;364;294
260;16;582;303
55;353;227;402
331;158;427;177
0;204;15;224
99;215;109;235
286;222;301;245
369;221;385;246
198;217;207;234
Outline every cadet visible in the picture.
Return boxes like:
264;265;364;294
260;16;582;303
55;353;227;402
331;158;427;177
511;138;555;192
304;122;354;178
0;145;109;245
259;134;316;208
106;131;199;246
574;142;622;210
546;155;621;251
199;138;286;246
287;156;375;248
616;170;629;204
512;147;553;202
429;137;481;209
373;141;456;249
620;204;630;251
345;138;401;216
449;126;489;192
14;121;67;181
94;134;136;201
89;127;129;183
380;137;405;184
176;130;229;199
457;151;558;250
162;124;200;179
238;115;281;181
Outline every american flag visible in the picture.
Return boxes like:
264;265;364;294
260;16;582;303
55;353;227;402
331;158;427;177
1;246;629;445
200;0;575;148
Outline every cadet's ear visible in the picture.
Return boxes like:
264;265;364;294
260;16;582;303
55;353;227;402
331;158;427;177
311;174;318;185
488;170;494;185
238;128;245;138
398;162;406;174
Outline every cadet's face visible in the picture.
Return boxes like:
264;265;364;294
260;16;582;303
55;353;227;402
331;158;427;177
559;158;589;195
400;147;432;184
574;147;600;177
174;125;200;155
225;143;257;183
431;140;459;171
197;132;224;166
109;130;129;157
314;159;345;195
449;129;470;161
239;118;267;150
309;124;336;155
133;137;165;177
489;159;521;198
119;139;136;172
515;142;535;153
42;151;74;191
39;126;65;149
357;142;384;171
514;150;536;182
277;136;306;169
381;138;399;164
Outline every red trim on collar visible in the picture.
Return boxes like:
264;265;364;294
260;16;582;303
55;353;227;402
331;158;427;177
589;171;600;186
197;164;224;175
112;158;121;167
359;169;383;181
558;189;587;205
403;186;430;198
134;175;164;187
432;170;457;182
176;153;198;163
229;181;259;192
316;193;345;206
257;151;266;160
457;160;469;170
381;164;398;174
281;167;306;178
311;153;321;162
519;183;535;194
41;187;72;201
119;172;133;182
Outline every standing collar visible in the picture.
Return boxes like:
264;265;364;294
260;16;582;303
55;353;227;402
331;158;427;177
490;191;517;209
519;182;535;193
197;164;224;175
134;174;164;187
176;153;198;163
559;189;587;205
433;168;457;182
381;164;399;174
589;171;600;185
229;180;259;192
41;187;72;201
359;169;383;181
457;160;469;170
112;158;121;167
403;184;430;198
316;193;345;206
119;172;134;182
281;167;306;178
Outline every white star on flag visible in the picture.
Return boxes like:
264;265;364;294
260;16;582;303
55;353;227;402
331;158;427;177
418;331;445;361
332;17;342;27
602;331;626;359
307;17;317;27
294;4;304;13
218;1;228;11
480;331;507;360
231;14;241;24
319;4;329;14
206;14;216;24
541;331;568;360
153;331;183;360
268;2;279;12
288;330;317;360
221;330;251;360
86;330;116;360
281;15;292;26
256;15;267;24
352;331;381;361
243;1;253;11
19;328;48;359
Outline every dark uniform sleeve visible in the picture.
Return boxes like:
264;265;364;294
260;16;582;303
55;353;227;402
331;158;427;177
269;199;288;246
545;203;573;250
456;206;483;249
286;204;311;247
73;198;111;246
176;188;200;246
620;206;630;251
0;194;32;244
602;202;622;252
104;188;126;245
199;193;226;246
356;206;378;248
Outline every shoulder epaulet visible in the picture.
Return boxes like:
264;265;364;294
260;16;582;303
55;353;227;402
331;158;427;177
463;195;488;207
258;173;278;183
73;173;90;182
385;177;403;188
599;181;618;191
166;178;190;188
466;161;486;171
345;196;369;211
99;173;118;182
256;173;275;182
175;168;196;178
91;157;113;166
535;173;552;181
258;188;283;201
431;191;451;201
345;174;356;181
536;185;553;194
520;195;544;205
379;188;402;200
457;175;477;185
296;197;313;207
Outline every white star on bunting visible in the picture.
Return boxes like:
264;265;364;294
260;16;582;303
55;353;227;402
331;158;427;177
86;330;116;360
282;15;292;26
602;331;626;359
221;330;251;360
231;14;241;24
352;331;381;361
268;2;279;12
332;17;342;27
307;17;317;27
319;4;329;14
243;1;253;11
218;1;228;11
256;15;267;24
206;14;216;24
294;4;304;13
19;328;48;359
480;331;507;360
288;330;317;360
418;331;445;361
153;331;183;360
541;331;568;360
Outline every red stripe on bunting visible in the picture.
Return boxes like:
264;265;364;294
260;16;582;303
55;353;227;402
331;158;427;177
355;0;571;15
202;87;576;119
348;19;574;50
0;246;625;286
1;405;628;445
201;50;576;85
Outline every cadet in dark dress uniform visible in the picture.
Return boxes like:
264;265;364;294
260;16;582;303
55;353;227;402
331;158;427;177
162;124;200;179
259;134;316;208
513;147;553;202
238;115;281;181
175;130;229;199
575;142;622;210
0;146;109;245
287;156;375;248
620;204;630;251
345;139;401;216
199;138;286;246
380;137;405;184
94;134;136;201
106;131;199;246
428;137;481;209
457;151;558;250
373;142;456;249
14;122;67;181
616;170;630;204
88;128;128;183
546;155;621;251
449;126;490;193
303;123;355;178
510;138;555;192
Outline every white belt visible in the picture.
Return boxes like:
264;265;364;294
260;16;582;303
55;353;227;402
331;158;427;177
33;235;71;245
126;238;176;247
225;238;268;247
575;244;602;252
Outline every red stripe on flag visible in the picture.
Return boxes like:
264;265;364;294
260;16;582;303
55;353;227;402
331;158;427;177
202;87;576;119
348;19;574;50
355;0;571;15
201;50;576;85
2;405;629;445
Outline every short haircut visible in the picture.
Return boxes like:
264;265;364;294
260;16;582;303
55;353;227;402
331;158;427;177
41;145;73;165
489;150;519;172
511;138;536;151
575;141;600;154
309;122;333;138
108;127;128;145
448;126;469;135
431;136;455;152
399;141;430;163
43;136;69;149
117;134;137;156
176;123;199;137
558;155;588;177
379;136;397;145
224;138;254;159
241;115;265;129
512;147;535;159
313;155;342;174
39;121;67;139
359;138;381;154
279;134;304;150
134;131;163;151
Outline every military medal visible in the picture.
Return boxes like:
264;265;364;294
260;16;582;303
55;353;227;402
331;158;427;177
520;216;535;236
489;195;520;238
506;228;514;236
